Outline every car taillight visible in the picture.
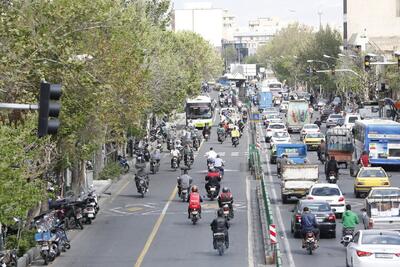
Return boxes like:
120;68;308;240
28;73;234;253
307;196;314;200
338;196;345;202
295;215;301;222
328;213;336;222
356;250;373;257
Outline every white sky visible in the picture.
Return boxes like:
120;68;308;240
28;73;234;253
172;0;343;29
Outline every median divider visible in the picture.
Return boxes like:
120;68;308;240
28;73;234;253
248;118;282;267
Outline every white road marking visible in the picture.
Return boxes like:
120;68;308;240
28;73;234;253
258;124;296;267
231;151;240;157
246;176;255;267
218;152;226;157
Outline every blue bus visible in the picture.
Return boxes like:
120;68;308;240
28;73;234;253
353;119;400;166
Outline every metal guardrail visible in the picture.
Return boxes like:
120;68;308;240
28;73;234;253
248;128;282;267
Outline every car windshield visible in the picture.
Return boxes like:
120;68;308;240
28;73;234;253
359;169;387;178
348;116;359;123
304;124;318;129
370;189;400;197
311;187;340;196
301;203;331;212
270;124;285;129
330;115;343;119
306;133;324;138
273;132;289;138
361;233;400;245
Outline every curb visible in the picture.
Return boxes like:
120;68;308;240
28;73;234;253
257;186;274;265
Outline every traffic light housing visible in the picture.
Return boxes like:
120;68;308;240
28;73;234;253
38;82;62;137
306;67;311;77
364;55;371;72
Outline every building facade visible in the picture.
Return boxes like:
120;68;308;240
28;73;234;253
344;0;400;54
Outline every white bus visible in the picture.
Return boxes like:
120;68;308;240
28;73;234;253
185;95;213;128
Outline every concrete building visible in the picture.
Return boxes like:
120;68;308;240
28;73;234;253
343;0;400;54
173;2;223;48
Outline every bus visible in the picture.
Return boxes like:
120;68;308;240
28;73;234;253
185;95;213;128
353;119;400;167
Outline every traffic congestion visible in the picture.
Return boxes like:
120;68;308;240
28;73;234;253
248;78;400;266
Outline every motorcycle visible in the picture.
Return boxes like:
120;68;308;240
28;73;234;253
184;154;194;169
204;133;209;141
136;176;148;198
192;138;200;151
222;203;233;221
318;150;325;163
180;187;190;202
167;139;174;151
81;200;96;224
206;159;215;170
189;208;200;225
35;230;59;265
303;231;318;255
0;250;17;267
207;185;219;201
213;232;226;256
328;171;338;184
150;159;160;174
341;228;354;247
217;132;225;144
171;156;179;171
118;156;130;173
232;137;239;147
143;148;151;162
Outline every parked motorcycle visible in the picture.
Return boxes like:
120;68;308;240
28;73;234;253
303;231;318;255
0;250;17;267
118;156;130;173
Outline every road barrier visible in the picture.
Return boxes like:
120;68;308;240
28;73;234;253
248;115;282;267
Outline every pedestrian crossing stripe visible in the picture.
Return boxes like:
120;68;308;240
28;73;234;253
231;152;239;157
218;152;226;157
194;152;247;157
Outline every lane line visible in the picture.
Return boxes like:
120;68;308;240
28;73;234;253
258;124;296;267
134;186;178;267
110;179;131;203
246;177;255;267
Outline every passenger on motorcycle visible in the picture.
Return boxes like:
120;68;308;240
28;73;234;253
177;168;193;197
210;209;230;249
218;187;233;210
341;204;359;238
187;185;203;218
205;167;222;194
170;147;181;167
325;155;339;180
300;207;320;248
214;154;225;176
205;147;218;163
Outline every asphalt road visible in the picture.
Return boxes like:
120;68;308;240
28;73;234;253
37;103;265;267
257;114;400;267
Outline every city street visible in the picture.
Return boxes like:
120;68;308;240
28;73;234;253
257;119;400;267
34;114;265;267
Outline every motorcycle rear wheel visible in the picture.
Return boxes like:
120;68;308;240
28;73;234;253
218;245;224;256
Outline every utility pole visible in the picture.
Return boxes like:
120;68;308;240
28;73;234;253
317;11;323;29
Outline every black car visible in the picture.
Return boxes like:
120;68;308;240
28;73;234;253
320;108;333;122
291;200;336;238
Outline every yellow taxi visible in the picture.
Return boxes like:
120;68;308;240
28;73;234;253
354;167;391;198
303;133;325;150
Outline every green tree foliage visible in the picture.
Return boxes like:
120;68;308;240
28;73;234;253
0;0;222;223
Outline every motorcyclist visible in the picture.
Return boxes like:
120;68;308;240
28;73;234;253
202;123;211;139
151;147;161;164
237;119;245;133
314;117;322;128
187;185;203;218
218;187;233;215
341;204;359;238
325;155;339;180
317;140;326;162
183;143;194;165
205;167;222;195
231;126;240;144
210;209;230;249
300;207;320;248
181;127;192;146
177;168;193;197
170;146;181;167
135;156;149;192
217;123;226;140
214;154;225;177
358;151;370;167
205;147;218;164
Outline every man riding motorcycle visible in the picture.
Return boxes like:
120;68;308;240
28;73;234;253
202;123;211;139
231;126;240;144
170;146;181;168
341;204;359;239
205;167;222;195
183;144;194;166
217;123;226;141
325;155;339;181
205;147;218;165
218;187;233;217
214;154;225;177
210;209;230;249
177;168;193;197
187;185;203;218
300;207;320;248
135;157;149;192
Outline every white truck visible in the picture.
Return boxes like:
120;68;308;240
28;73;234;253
280;164;319;204
286;100;311;133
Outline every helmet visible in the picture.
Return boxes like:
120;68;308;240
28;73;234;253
191;185;198;192
157;144;162;149
217;209;224;217
222;187;230;193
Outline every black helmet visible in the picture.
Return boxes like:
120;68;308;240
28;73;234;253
222;187;230;193
217;209;224;217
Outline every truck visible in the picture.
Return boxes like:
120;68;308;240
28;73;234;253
280;164;319;204
361;187;400;230
286;100;311;133
325;127;354;169
258;90;273;111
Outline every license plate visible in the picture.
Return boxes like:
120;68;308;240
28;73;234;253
317;218;324;223
41;246;49;250
192;211;198;215
210;188;216;192
224;211;229;215
88;214;94;218
376;253;393;259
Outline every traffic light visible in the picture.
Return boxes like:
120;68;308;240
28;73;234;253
364;55;371;72
306;67;311;77
38;82;62;137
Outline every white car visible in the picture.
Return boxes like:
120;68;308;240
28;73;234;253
280;101;289;113
265;123;286;142
344;113;361;130
346;230;400;267
270;131;291;146
300;124;320;140
306;183;346;215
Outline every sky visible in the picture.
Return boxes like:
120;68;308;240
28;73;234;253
172;0;343;29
